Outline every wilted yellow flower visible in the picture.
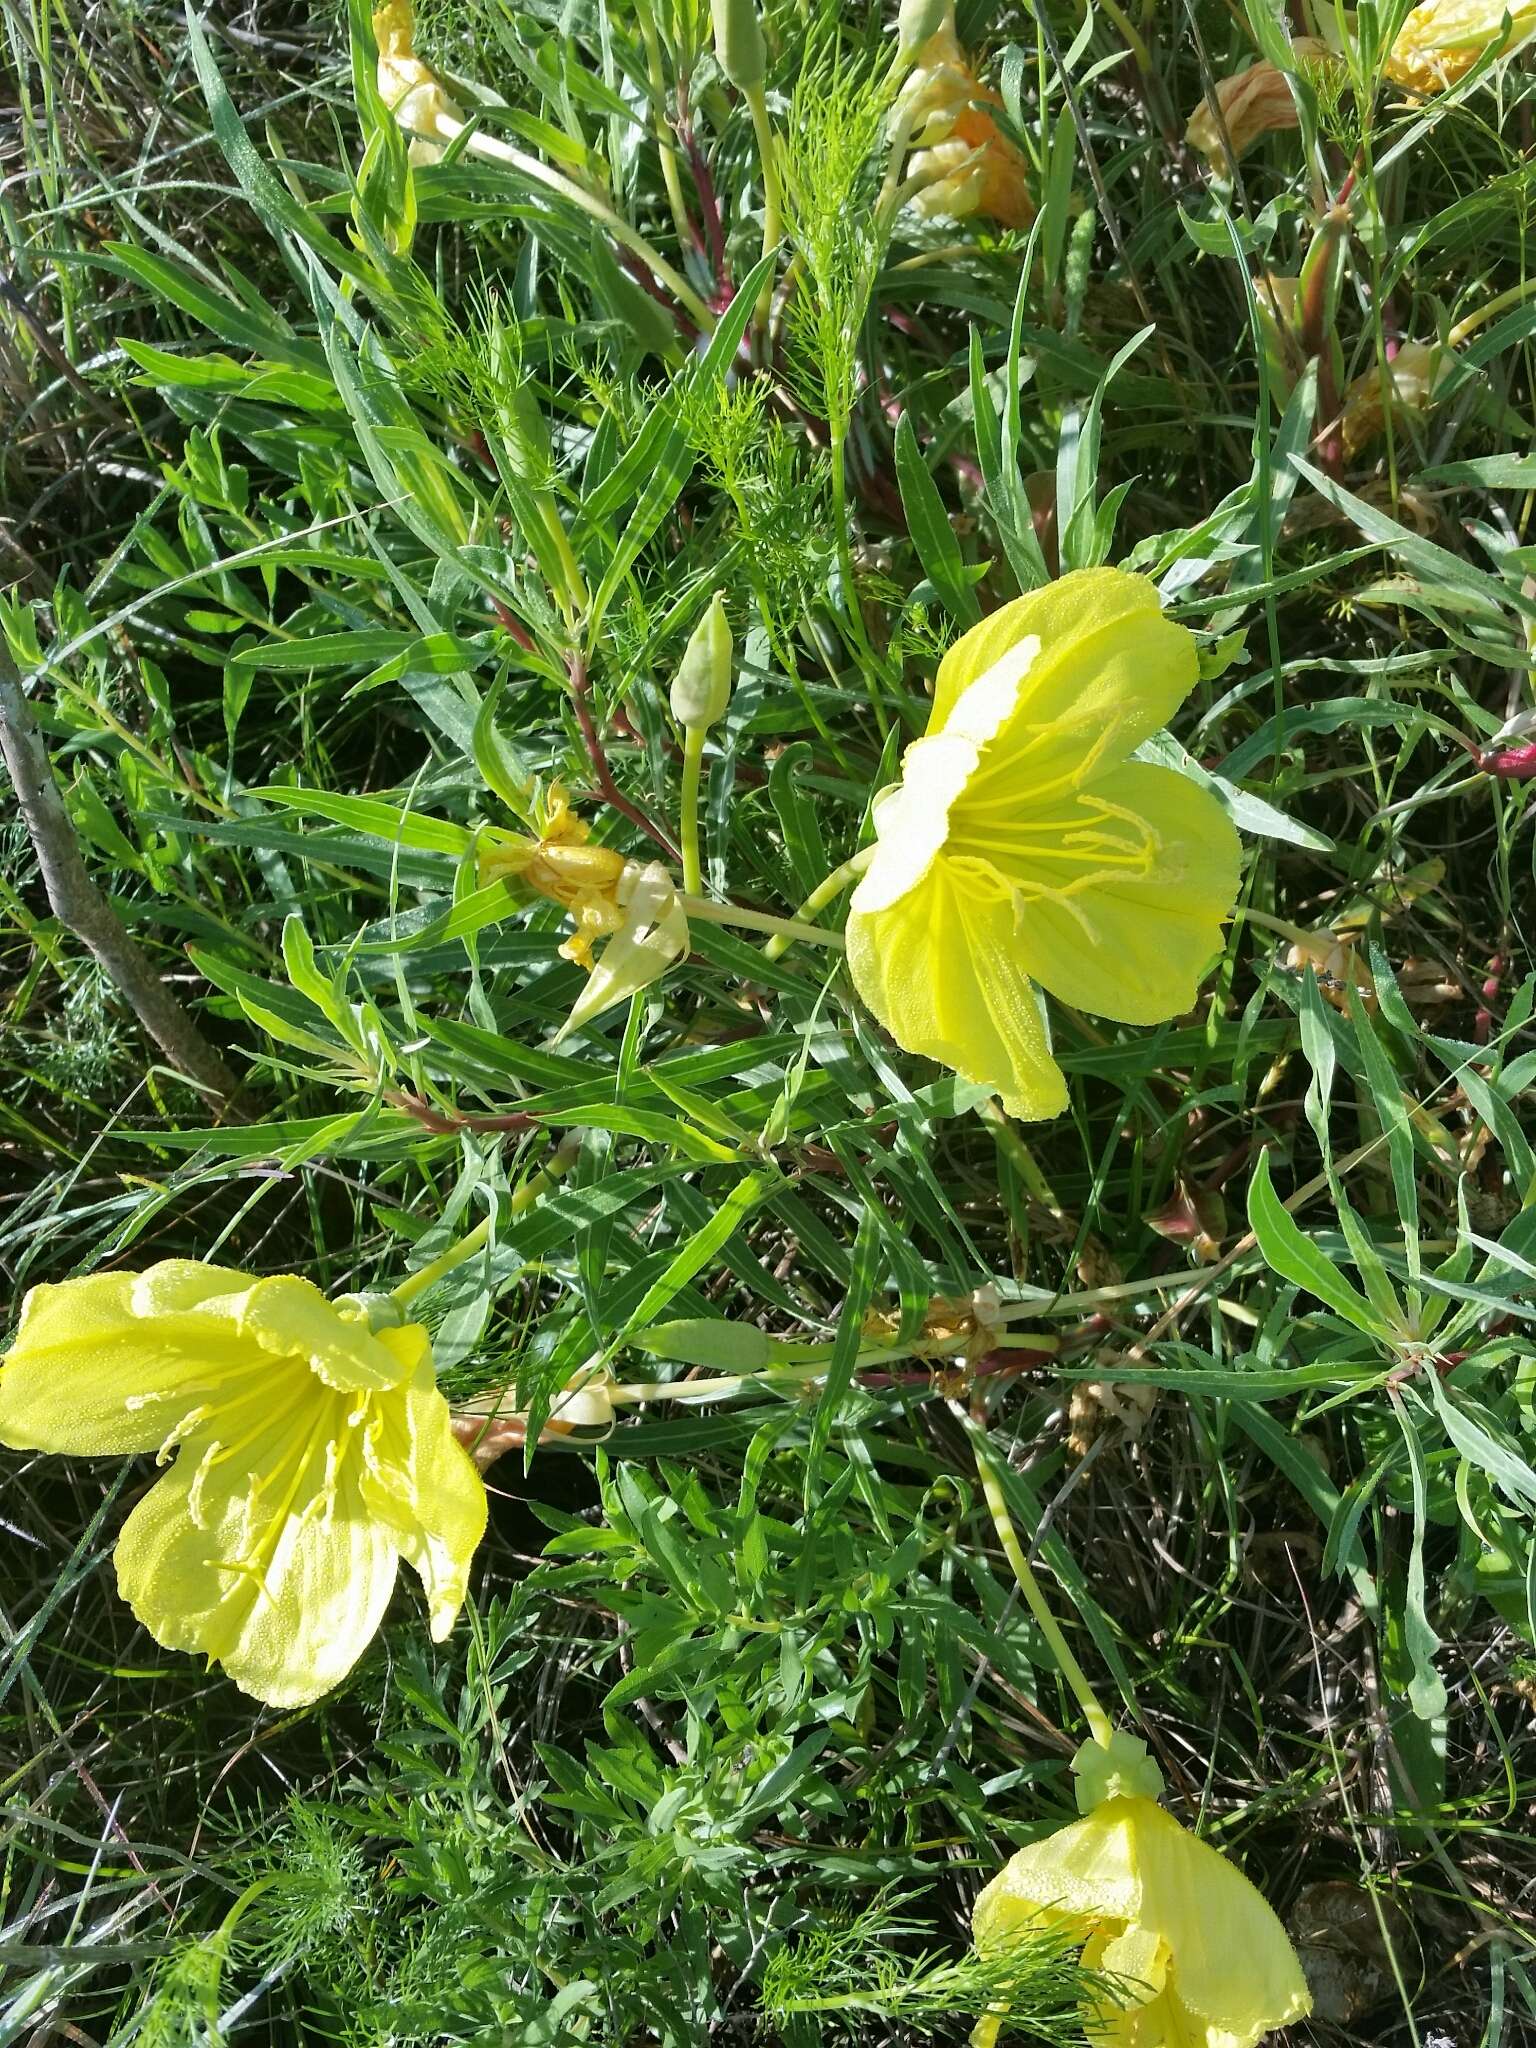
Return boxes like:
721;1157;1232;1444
1387;0;1536;90
1339;340;1455;456
0;1263;487;1706
453;1362;617;1469
1282;926;1376;1012
845;570;1242;1120
478;788;690;1038
898;5;1033;228
373;0;461;158
974;1733;1311;2048
1185;40;1332;169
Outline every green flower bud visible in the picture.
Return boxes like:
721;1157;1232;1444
710;0;766;90
897;0;947;55
670;594;733;732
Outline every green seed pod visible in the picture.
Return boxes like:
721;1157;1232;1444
670;593;733;732
629;1318;775;1371
710;0;766;91
897;0;946;56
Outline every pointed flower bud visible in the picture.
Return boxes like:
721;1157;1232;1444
710;0;767;91
670;594;734;733
897;0;947;56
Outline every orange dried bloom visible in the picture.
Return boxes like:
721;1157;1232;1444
1186;40;1332;169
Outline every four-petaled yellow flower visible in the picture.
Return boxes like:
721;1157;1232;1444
0;1262;487;1707
845;569;1242;1119
974;1733;1310;2047
1387;0;1536;91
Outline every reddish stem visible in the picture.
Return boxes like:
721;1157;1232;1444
567;652;682;861
680;110;729;291
391;1091;539;1137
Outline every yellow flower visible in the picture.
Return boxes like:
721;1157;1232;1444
1185;41;1333;170
478;790;690;1039
1338;339;1455;456
898;5;1034;228
974;1734;1310;2048
373;0;461;159
845;570;1241;1119
0;1263;487;1707
1386;0;1536;90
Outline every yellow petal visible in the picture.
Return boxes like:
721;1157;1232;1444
847;856;1067;1119
974;1798;1311;2048
990;762;1240;1026
204;1274;413;1393
1387;0;1536;89
926;573;1198;805
853;733;977;914
973;1800;1142;1954
361;1344;487;1638
1123;1800;1311;2048
0;1262;269;1457
114;1388;399;1708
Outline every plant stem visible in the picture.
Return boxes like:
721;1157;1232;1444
762;846;874;960
1448;273;1536;346
392;1135;579;1307
635;0;697;254
566;651;682;861
678;894;848;949
435;114;716;333
679;725;706;896
743;82;782;328
827;418;890;737
964;1417;1113;1748
0;649;245;1116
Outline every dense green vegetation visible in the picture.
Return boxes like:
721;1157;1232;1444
4;0;1536;2041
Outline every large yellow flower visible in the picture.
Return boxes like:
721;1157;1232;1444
845;570;1241;1119
1386;0;1536;90
974;1736;1310;2047
0;1262;487;1707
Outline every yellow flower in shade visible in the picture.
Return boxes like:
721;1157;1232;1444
898;5;1034;228
844;569;1241;1120
0;1263;487;1707
1338;340;1455;457
1386;0;1536;90
973;1734;1311;2048
1184;40;1333;170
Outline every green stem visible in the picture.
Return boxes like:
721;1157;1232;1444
964;1418;1113;1748
1449;273;1536;347
827;418;890;737
679;725;706;896
635;0;695;253
392;1138;578;1307
678;892;848;949
762;846;874;960
436;115;716;332
743;83;782;327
